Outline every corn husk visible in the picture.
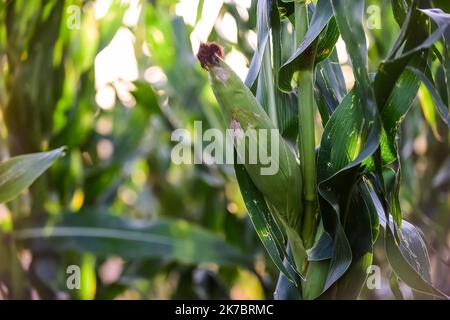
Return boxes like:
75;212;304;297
206;54;303;230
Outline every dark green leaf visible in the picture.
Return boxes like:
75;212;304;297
307;231;333;261
386;222;447;298
274;246;301;300
279;0;335;92
360;178;447;298
315;49;347;124
316;0;383;292
234;163;299;284
408;66;450;126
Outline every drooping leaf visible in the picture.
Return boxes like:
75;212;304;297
368;3;450;235
386;222;447;298
360;178;447;298
274;246;301;300
408;66;450;126
14;212;252;267
368;2;448;233
418;8;450;38
234;163;299;284
374;5;449;110
375;69;422;167
279;0;335;92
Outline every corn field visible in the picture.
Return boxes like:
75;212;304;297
0;0;450;301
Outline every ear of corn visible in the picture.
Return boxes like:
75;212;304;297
198;44;303;232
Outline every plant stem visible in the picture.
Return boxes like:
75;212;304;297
295;2;317;250
263;42;278;127
294;2;308;47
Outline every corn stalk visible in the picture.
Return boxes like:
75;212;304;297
201;0;450;300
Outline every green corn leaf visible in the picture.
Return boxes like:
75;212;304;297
0;147;66;204
362;67;422;231
315;17;340;62
4;0;65;154
271;1;299;138
332;179;381;299
249;1;298;138
386;222;447;298
315;0;437;294
317;0;382;292
419;8;450;34
375;68;422;167
367;3;450;233
314;49;347;125
335;252;373;299
360;178;447;298
274;246;302;299
279;0;335;92
318;48;347;104
408;66;450;126
307;231;333;261
331;0;378;116
234;162;300;284
389;272;406;300
374;6;448;110
245;0;271;88
321;4;450;293
14;212;252;267
419;82;441;138
317;89;375;292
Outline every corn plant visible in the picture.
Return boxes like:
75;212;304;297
1;0;450;300
199;0;450;299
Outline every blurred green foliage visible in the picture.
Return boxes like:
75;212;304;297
0;0;449;300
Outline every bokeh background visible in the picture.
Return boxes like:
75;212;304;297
0;0;449;299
